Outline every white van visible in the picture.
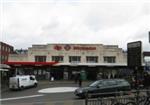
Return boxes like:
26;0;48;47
9;75;38;90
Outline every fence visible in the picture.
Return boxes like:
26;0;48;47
85;90;150;105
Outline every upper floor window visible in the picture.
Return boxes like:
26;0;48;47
86;56;98;63
52;56;63;62
69;56;81;63
35;56;46;62
104;56;116;63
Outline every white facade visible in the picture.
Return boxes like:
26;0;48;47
9;44;127;66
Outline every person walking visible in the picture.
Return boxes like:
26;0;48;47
143;72;150;95
143;72;150;89
74;73;78;84
78;73;82;87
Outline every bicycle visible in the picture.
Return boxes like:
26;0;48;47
125;90;150;105
96;95;126;105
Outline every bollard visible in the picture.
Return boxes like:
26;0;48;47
85;91;88;105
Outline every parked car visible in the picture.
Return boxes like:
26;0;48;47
74;79;131;98
9;75;38;90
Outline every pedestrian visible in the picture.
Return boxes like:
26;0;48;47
143;72;150;95
74;73;78;84
143;72;150;89
78;73;82;87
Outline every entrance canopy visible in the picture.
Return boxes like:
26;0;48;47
4;61;58;67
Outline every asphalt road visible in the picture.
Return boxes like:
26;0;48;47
1;81;92;105
1;81;148;105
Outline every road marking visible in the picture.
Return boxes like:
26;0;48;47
38;87;78;93
0;94;44;101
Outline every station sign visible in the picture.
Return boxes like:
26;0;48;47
54;45;97;51
127;41;142;67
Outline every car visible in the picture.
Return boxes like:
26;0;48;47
9;75;38;90
74;79;131;98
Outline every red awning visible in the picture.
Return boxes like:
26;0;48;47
4;61;58;66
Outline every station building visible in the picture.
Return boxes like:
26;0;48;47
6;44;129;80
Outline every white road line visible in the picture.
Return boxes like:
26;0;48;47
38;87;78;93
0;94;44;101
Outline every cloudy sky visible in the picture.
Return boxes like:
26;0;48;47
1;0;150;50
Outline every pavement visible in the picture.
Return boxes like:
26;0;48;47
0;85;9;94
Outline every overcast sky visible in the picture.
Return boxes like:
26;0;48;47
1;0;150;51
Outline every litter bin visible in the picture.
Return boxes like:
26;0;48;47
80;71;87;80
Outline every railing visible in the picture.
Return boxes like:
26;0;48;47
85;90;150;105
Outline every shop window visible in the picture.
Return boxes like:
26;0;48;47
35;56;46;62
69;56;81;63
52;56;63;62
104;56;116;63
86;56;98;63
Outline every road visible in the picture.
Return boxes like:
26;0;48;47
1;81;92;105
1;80;148;105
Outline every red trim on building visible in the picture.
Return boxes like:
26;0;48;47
4;61;58;66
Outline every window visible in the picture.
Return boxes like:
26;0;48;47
30;76;35;80
7;48;10;52
52;56;63;62
2;46;4;51
35;56;46;62
104;56;116;63
1;56;4;61
69;56;81;63
106;81;117;86
86;56;98;63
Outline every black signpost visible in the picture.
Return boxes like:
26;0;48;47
127;41;142;90
127;41;142;67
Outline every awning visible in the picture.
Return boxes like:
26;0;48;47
0;64;10;69
0;69;9;71
54;62;127;67
4;62;58;66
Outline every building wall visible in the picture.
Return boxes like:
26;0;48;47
0;42;14;63
9;54;28;62
8;44;127;64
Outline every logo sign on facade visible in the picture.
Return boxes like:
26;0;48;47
73;46;96;50
54;45;62;51
64;45;71;51
127;41;142;67
54;45;97;51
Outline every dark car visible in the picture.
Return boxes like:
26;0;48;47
74;79;131;98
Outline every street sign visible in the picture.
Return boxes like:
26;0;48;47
127;41;142;67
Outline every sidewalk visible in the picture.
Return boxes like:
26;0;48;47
0;85;9;94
